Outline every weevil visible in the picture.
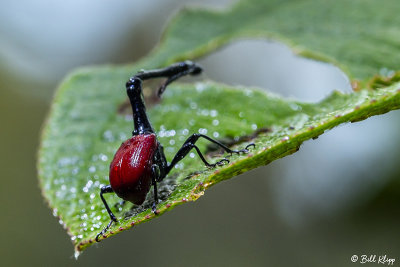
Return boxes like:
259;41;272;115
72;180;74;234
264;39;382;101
96;61;254;241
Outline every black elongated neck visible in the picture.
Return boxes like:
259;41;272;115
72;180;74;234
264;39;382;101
126;78;153;135
125;61;203;136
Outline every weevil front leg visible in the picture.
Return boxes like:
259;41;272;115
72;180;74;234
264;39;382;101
230;143;256;155
96;185;118;242
165;133;255;174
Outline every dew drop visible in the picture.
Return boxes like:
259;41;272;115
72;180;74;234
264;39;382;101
71;167;79;175
201;109;209;116
196;83;205;92
166;147;175;153
99;154;108;161
85;180;93;188
212;119;219;126
169;130;176;137
198;128;208;134
182;129;189;135
189;152;195;158
289;103;301;111
213;132;219;138
174;163;184;169
103;130;115;142
244;89;253;97
119;132;127;141
251;124;258;130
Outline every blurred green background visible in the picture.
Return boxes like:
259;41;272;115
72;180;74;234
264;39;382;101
1;1;399;266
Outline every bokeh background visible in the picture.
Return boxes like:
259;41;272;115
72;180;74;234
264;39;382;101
1;1;399;266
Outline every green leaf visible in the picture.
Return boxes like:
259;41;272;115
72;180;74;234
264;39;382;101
38;0;400;254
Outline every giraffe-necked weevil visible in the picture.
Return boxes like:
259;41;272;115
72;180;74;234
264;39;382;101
96;61;255;241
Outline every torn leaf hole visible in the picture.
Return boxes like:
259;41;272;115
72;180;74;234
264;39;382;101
117;79;166;115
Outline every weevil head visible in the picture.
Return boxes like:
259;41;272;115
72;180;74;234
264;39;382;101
184;60;202;75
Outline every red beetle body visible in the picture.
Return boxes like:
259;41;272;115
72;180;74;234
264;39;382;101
109;133;158;205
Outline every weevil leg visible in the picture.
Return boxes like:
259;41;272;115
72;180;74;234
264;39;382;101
151;164;161;214
196;134;255;155
230;143;256;155
153;143;168;182
96;185;118;242
166;133;253;174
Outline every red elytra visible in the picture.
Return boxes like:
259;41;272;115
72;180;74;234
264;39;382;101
109;133;158;205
